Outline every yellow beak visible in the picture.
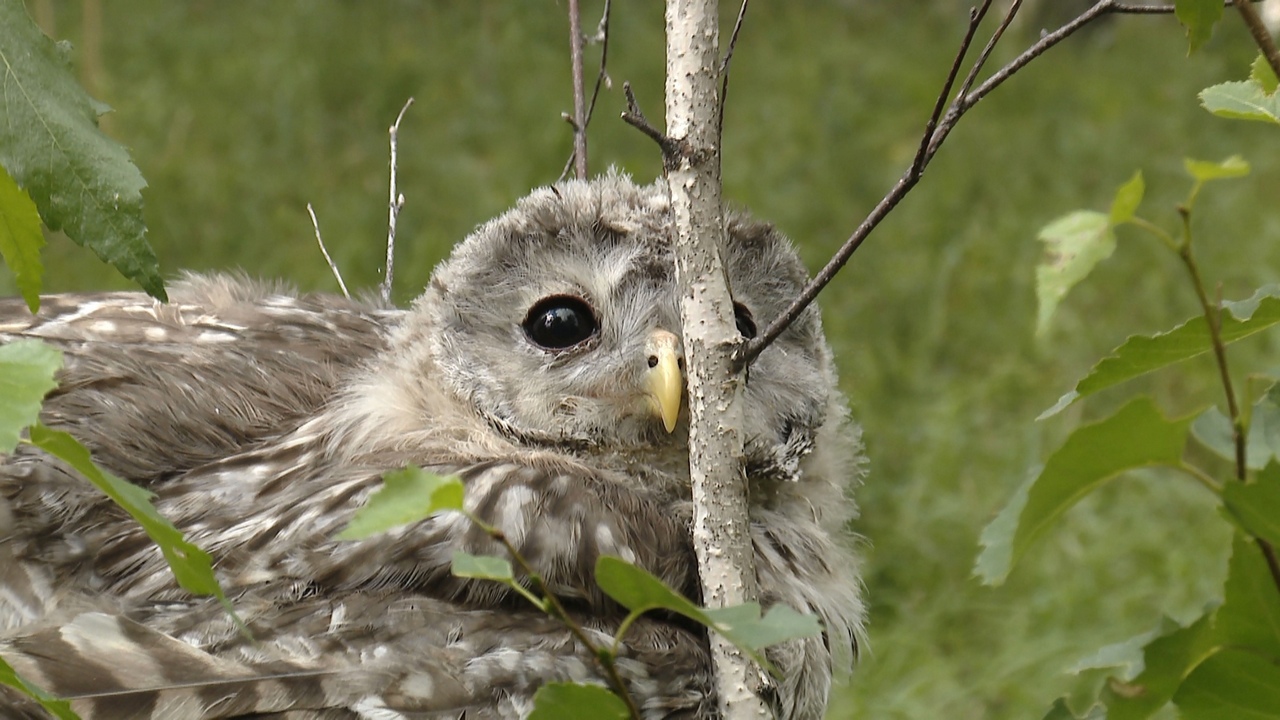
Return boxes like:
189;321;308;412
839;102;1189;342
644;330;684;434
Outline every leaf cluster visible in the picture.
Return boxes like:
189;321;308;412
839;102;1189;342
977;30;1280;717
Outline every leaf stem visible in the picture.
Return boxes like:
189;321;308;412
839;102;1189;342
467;513;643;720
1174;217;1246;482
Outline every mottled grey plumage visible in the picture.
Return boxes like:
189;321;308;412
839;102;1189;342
0;175;865;719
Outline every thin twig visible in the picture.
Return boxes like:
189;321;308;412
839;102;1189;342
1234;0;1280;79
911;1;991;176
306;203;350;299
568;0;589;179
738;0;1210;367
717;0;750;135
480;522;643;720
621;82;680;163
383;97;414;306
559;0;614;183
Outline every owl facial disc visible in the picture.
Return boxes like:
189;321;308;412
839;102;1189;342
644;329;684;433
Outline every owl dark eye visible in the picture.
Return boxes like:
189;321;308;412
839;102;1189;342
733;302;758;339
523;296;598;350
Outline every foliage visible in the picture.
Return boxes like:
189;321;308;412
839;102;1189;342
4;1;1280;719
979;38;1280;716
341;465;822;718
0;0;163;300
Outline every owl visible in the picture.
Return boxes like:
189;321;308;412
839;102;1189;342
0;175;865;719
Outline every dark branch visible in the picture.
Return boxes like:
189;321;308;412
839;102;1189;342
1233;0;1280;80
738;0;1221;367
911;0;991;176
717;0;750;135
621;82;681;168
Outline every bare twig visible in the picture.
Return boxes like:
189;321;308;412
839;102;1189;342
560;0;614;183
911;1;992;176
306;204;350;299
738;0;1224;367
717;0;750;135
1234;0;1280;79
383;98;414;306
621;82;680;163
568;0;589;179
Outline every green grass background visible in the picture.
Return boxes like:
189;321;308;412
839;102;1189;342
9;2;1280;718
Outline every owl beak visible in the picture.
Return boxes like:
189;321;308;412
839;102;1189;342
644;330;684;434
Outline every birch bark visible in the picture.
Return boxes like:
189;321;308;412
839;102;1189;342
663;1;771;717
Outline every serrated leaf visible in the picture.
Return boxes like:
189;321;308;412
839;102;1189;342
28;423;224;599
1041;286;1280;419
595;556;820;665
1215;532;1280;659
0;339;62;453
1222;462;1280;547
1252;54;1279;95
1035;210;1116;336
1104;615;1216;720
1191;397;1280;472
336;466;463;540
0;162;44;311
1200;80;1280;125
704;602;822;651
529;682;629;720
974;467;1035;584
1183;155;1250;182
0;1;164;298
450;550;514;582
1172;648;1280;720
1109;171;1144;225
978;398;1192;584
1175;0;1222;54
0;657;79;720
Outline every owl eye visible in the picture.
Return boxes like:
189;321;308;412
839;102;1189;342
733;302;758;339
523;296;599;350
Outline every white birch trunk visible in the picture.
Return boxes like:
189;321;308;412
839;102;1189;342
663;1;771;718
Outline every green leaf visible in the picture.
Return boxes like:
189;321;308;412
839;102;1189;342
704;602;823;652
1200;80;1280;125
977;397;1192;584
1035;210;1116;336
1173;648;1280;720
1252;54;1279;95
974;467;1034;585
1104;615;1217;720
596;554;708;620
0;339;62;453
336;466;463;540
0;1;165;299
450;550;515;582
1041;286;1280;419
529;683;629;720
1175;0;1222;54
1043;698;1107;720
0;657;79;720
0;162;44;311
1216;532;1280;659
27;423;224;599
1109;171;1145;225
595;556;820;656
1191;395;1280;472
1183;155;1250;182
1222;462;1280;547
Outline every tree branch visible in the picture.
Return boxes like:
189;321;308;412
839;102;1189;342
567;0;589;179
663;0;769;717
382;97;413;306
1233;0;1280;82
717;0;750;135
738;0;1219;367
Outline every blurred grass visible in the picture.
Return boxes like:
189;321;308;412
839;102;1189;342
9;2;1279;718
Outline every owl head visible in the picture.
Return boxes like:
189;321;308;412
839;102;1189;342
401;174;840;483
